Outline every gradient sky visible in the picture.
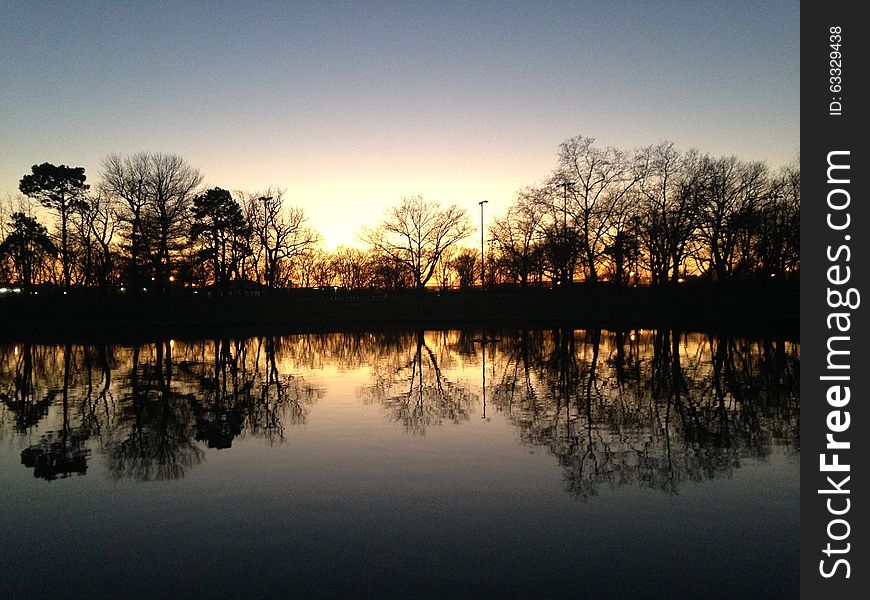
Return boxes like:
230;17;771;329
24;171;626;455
1;1;799;249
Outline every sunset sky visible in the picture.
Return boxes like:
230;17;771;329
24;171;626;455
1;1;799;249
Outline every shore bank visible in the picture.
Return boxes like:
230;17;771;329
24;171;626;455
0;280;798;343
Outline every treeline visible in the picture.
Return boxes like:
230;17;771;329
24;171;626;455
491;138;799;287
0;136;798;293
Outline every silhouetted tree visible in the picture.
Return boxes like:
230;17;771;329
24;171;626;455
100;152;202;290
452;248;478;289
309;248;337;287
603;228;640;286
490;189;546;286
84;191;120;288
368;251;414;289
539;220;581;286
364;195;473;289
146;153;202;288
0;212;57;291
5;139;798;294
69;191;120;288
100;153;151;287
636;144;707;283
243;190;319;288
191;187;249;291
333;246;372;288
436;246;456;289
754;161;800;277
695;157;768;280
552;136;639;283
295;247;318;288
19;163;89;288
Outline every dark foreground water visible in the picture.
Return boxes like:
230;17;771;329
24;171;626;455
0;329;798;599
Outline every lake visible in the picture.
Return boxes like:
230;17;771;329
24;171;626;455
0;329;799;599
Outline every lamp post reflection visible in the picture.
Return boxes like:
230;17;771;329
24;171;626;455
475;332;495;422
482;334;487;419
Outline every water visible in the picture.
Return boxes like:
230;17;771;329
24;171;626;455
0;329;799;599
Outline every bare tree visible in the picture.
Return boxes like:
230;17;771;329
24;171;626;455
436;246;457;289
364;194;473;290
452;248;478;289
695;156;769;280
552;136;640;283
100;153;152;287
333;246;372;289
86;191;121;289
490;188;546;286
242;189;319;288
636;143;706;284
368;250;414;289
147;153;202;288
309;249;337;287
294;248;317;288
601;190;640;286
755;161;799;277
101;152;201;290
65;190;120;288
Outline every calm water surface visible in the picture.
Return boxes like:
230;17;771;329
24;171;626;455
0;329;799;599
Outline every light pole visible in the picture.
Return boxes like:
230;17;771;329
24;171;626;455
478;200;488;288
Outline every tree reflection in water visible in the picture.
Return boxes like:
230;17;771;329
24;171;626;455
486;329;799;498
0;329;797;493
107;342;204;481
0;337;323;481
361;330;474;434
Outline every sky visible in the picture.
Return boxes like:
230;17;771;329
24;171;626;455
0;1;799;249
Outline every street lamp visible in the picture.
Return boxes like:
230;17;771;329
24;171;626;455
478;200;488;287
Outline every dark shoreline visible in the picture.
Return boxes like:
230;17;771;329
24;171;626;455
0;280;799;343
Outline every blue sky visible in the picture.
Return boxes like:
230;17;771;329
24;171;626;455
0;1;799;248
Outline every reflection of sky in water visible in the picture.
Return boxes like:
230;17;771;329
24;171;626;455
0;330;798;598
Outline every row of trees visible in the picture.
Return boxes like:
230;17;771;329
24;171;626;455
488;138;799;287
0;137;799;292
1;155;321;292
